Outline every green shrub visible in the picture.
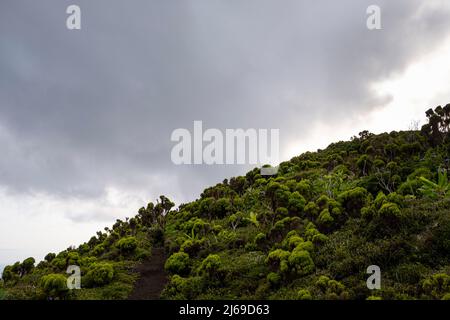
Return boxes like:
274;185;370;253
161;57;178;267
162;275;203;299
317;209;334;230
20;257;35;275
66;252;80;265
1;266;16;283
316;276;349;299
304;202;319;218
41;274;68;299
92;244;106;256
422;273;450;299
180;239;203;257
338;187;368;217
377;202;402;220
116;236;138;254
44;253;56;263
288;249;315;276
297;289;313;300
165;252;190;275
267;272;281;287
287;235;304;250
198;254;222;278
288;192;306;214
84;262;114;287
266;249;290;270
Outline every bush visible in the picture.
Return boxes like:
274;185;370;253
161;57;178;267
266;272;281;288
44;253;56;263
1;266;16;283
338;187;369;217
41;274;68;299
297;289;313;300
422;273;450;299
288;192;306;214
266;249;290;270
66;252;80;266
304;202;319;218
180;239;203;257
20;257;35;275
288;249;315;276
116;236;138;254
316;276;349;299
198;254;221;278
165;252;190;275
84;263;114;287
317;209;334;230
149;226;165;246
377;202;402;220
162;275;203;299
92;244;106;256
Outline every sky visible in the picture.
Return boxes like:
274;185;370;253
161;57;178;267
1;0;450;270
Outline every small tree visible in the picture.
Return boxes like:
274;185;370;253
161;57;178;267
41;274;68;300
165;252;190;276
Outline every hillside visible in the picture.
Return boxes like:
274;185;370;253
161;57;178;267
1;105;450;300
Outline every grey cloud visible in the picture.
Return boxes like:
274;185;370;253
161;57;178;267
1;0;450;205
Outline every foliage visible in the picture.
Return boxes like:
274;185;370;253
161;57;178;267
164;252;190;276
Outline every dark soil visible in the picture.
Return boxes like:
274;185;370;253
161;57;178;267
128;248;167;300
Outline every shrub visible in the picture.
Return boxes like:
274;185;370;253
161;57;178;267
180;239;203;257
51;257;67;270
165;252;190;276
66;252;80;266
148;226;164;246
20;257;35;275
296;180;312;198
199;254;222;278
288;249;315;276
304;202;319;218
338;187;368;217
288;192;306;214
422;273;450;299
267;272;281;287
295;241;314;253
317;209;334;230
116;236;138;254
377;202;402;220
162;275;203;299
316;276;349;299
84;263;114;287
287;235;304;250
266;249;290;270
92;244;106;256
41;274;68;299
44;253;56;263
1;266;16;283
297;289;313;300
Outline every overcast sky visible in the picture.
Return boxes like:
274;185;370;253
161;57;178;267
1;0;450;269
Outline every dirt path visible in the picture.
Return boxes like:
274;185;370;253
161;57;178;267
128;247;167;300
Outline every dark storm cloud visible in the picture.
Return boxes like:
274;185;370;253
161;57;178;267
1;0;450;205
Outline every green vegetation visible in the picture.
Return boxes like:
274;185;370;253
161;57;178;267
2;105;450;300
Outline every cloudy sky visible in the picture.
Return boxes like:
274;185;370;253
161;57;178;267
1;0;450;269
